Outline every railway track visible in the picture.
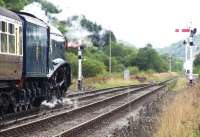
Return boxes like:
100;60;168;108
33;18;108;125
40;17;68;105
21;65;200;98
67;83;149;98
0;79;173;137
0;83;149;130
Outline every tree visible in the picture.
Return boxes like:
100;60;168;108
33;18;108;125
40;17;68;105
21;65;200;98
37;0;61;13
132;44;167;72
161;54;183;72
0;0;61;13
58;21;68;34
1;0;29;10
83;57;106;77
194;53;200;66
194;53;200;74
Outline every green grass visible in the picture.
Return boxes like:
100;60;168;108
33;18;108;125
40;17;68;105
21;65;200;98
173;77;187;91
192;132;200;137
69;72;177;92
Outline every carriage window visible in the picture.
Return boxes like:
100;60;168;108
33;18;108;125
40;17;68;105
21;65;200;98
1;33;7;52
7;23;16;54
19;27;23;55
9;35;15;53
2;21;7;32
8;23;14;34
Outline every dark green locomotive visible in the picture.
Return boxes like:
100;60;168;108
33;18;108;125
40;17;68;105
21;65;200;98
0;7;71;114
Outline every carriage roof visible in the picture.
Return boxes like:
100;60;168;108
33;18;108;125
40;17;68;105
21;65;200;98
0;7;21;21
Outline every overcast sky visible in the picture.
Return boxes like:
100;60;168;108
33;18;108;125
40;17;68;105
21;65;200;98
46;0;200;48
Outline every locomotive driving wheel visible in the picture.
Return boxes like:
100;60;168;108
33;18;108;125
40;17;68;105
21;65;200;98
48;66;68;102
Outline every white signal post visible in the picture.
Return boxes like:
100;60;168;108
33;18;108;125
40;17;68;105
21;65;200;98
175;26;197;85
68;42;84;91
77;43;84;91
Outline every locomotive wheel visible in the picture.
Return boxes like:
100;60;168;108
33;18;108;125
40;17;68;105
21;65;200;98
51;70;62;99
57;66;68;97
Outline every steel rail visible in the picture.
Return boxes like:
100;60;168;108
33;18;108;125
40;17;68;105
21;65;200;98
0;78;175;137
55;85;165;137
0;84;155;137
0;84;149;132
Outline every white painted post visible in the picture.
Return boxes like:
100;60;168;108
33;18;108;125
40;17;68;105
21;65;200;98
188;28;197;84
78;45;83;91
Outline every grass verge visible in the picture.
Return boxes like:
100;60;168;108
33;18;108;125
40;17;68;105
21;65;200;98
69;72;177;92
154;79;200;137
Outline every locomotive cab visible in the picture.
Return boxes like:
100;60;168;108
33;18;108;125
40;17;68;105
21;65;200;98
17;12;49;78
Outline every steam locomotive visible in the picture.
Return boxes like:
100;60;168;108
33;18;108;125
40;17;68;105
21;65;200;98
0;7;71;114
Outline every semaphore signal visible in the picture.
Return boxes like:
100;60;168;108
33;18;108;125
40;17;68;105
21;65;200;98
67;41;85;91
175;28;190;32
175;26;197;86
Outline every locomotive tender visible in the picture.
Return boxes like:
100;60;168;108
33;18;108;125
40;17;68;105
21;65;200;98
0;7;71;114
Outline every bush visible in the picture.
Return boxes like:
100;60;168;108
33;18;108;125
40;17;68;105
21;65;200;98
83;57;106;77
128;66;139;75
65;52;78;77
194;65;200;74
146;69;155;74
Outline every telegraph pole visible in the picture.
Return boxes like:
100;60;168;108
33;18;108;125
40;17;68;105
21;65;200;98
109;29;112;74
169;54;172;72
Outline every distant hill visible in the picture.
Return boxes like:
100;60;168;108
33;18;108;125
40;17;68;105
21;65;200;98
156;34;200;60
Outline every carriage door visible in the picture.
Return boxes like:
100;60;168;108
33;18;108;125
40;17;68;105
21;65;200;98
15;24;23;76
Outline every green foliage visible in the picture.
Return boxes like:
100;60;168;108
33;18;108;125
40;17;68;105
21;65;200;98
37;0;61;13
65;42;180;78
58;21;68;34
110;58;125;72
66;48;107;77
161;54;183;72
132;44;168;72
146;69;155;74
50;18;68;34
1;0;29;10
0;0;5;7
0;0;60;13
194;65;200;74
66;52;78;77
83;57;106;77
194;53;200;66
128;66;139;75
81;17;102;33
103;42;137;67
192;132;200;137
172;59;183;72
193;53;200;74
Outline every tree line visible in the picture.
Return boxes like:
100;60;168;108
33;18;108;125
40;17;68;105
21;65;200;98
1;0;183;78
0;0;60;12
66;42;183;78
